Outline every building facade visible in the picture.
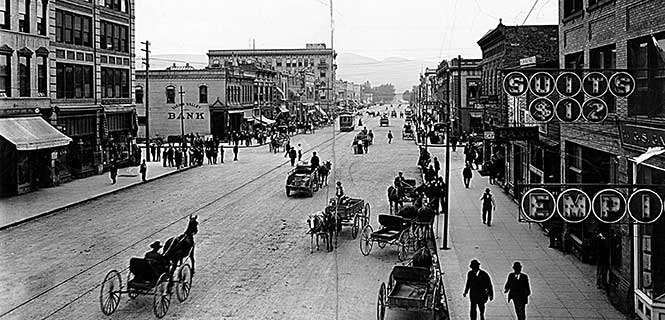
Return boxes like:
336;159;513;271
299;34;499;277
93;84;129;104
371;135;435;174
559;0;665;317
446;57;482;135
207;43;335;113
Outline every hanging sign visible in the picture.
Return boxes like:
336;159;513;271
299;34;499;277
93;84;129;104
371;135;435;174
529;72;556;97
555;98;582;122
502;72;528;96
528;97;555;122
628;189;664;224
555;72;582;97
591;189;627;223
582;72;609;97
608;72;636;97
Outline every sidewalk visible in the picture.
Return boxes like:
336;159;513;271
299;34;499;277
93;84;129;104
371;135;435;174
0;155;195;230
431;150;627;320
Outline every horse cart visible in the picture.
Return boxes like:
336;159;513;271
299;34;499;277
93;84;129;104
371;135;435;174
359;214;413;261
380;116;389;127
377;264;444;320
286;164;319;197
325;197;371;239
389;178;420;214
99;254;193;318
402;124;415;140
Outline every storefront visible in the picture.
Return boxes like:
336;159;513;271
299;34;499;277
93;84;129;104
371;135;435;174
0;117;72;196
103;106;139;168
55;106;103;178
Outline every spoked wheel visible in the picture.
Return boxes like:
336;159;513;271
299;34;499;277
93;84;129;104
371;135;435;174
364;203;371;228
176;264;193;302
352;215;359;239
398;229;410;261
100;269;122;315
377;282;386;320
359;225;374;256
431;285;441;320
153;273;172;318
127;270;138;299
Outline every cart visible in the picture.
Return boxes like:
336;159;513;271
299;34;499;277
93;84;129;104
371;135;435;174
402;124;415;140
325;197;371;239
377;261;445;319
286;164;319;197
359;214;414;261
99;255;193;318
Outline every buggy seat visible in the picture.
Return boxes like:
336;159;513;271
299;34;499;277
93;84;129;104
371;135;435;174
128;258;160;290
391;265;431;283
372;214;408;241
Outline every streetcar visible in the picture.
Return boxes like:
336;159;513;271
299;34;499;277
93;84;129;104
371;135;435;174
338;112;355;131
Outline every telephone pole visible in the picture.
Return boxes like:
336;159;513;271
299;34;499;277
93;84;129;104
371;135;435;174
442;66;452;250
141;40;150;161
178;86;186;148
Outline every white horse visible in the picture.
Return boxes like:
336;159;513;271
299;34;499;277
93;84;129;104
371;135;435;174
306;211;333;253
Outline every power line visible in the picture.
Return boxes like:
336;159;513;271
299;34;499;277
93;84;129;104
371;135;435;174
522;0;539;25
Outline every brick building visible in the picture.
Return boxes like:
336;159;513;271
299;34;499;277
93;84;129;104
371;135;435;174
559;0;665;317
206;43;336;113
440;57;482;135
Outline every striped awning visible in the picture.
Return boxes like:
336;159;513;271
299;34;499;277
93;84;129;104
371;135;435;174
0;117;72;151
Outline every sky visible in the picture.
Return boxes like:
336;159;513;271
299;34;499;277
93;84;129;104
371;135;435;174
135;0;558;88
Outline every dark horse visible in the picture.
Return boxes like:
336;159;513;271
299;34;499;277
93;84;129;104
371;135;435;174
163;215;198;277
387;186;403;214
317;161;332;188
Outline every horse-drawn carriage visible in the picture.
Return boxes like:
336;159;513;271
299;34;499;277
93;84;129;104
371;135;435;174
286;163;319;197
100;216;198;319
325;197;371;239
388;178;420;214
402;123;415;140
359;214;413;261
377;263;444;320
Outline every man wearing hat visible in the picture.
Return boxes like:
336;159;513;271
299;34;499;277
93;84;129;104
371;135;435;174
504;261;531;320
145;241;168;275
479;188;496;226
463;259;494;320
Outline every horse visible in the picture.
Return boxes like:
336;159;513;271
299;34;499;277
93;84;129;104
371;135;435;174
317;161;332;188
306;210;334;253
163;215;198;277
387;186;403;214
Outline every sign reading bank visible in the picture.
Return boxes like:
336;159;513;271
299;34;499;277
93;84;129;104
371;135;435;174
520;188;662;224
152;102;211;138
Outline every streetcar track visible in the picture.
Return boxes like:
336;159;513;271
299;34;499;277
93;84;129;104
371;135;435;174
2;127;354;320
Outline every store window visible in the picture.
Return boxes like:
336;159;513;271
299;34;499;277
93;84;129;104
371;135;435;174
628;33;665;118
199;85;208;103
166;86;175;104
37;55;47;96
0;54;9;97
590;44;616;113
636;165;665;301
56;62;93;99
135;86;143;103
101;67;129;98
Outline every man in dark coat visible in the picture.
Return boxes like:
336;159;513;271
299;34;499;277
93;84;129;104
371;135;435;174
139;160;147;182
504;261;531;320
233;144;239;161
463;164;473;188
144;241;168;276
310;152;320;171
109;161;118;184
433;157;441;177
464;259;493;320
288;147;297;166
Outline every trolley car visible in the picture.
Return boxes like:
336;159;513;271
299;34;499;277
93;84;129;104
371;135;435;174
339;112;355;132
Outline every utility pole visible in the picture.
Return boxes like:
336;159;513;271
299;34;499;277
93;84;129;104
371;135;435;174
178;86;185;148
330;0;335;118
457;55;463;136
141;40;150;161
442;66;451;250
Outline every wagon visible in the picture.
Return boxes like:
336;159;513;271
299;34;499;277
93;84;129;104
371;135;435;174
286;164;319;197
377;264;444;320
99;256;193;318
325;197;371;239
359;214;414;261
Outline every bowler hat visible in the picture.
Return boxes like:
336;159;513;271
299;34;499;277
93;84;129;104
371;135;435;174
513;261;522;269
470;259;480;268
150;241;162;249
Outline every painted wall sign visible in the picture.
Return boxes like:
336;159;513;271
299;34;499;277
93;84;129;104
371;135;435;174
520;187;664;224
608;72;636;97
618;123;665;151
582;72;609;97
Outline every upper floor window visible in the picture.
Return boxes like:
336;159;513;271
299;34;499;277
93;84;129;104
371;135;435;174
320;72;326;78
135;86;143;103
298;59;303;67
166;86;175;103
101;21;129;53
56;10;92;47
628;34;665;118
19;55;30;97
105;0;128;13
0;54;10;97
563;0;583;18
276;59;282;67
37;55;47;96
101;67;129;98
590;44;616;113
18;0;29;33
564;51;584;70
0;0;9;30
199;85;208;103
37;0;46;35
212;59;220;68
56;62;93;99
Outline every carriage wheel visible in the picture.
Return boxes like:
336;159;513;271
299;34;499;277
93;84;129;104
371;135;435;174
398;230;410;261
364;203;371;228
285;187;291;197
352;215;359;239
176;264;193;302
100;269;122;315
153;274;172;318
377;282;386;320
359;225;374;256
127;270;138;299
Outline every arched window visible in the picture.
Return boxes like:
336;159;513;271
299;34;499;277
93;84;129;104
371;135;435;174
135;86;143;103
165;85;175;103
199;85;208;103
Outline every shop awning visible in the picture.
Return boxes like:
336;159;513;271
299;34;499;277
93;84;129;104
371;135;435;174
254;116;276;126
278;105;289;113
0;117;72;151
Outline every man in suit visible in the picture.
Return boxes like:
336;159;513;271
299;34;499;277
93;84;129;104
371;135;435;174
504;261;531;320
463;259;493;320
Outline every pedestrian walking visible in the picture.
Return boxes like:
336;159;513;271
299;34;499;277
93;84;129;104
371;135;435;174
150;143;156;161
480;188;496;226
109;161;118;184
463;259;493;320
233;144;239;161
162;149;168;167
363;138;369;153
335;181;344;200
289;147;297;166
433;157;440;177
175;149;182;169
387;130;393;144
296;144;303;161
504;261;531;320
219;144;224;163
167;147;174;167
463;164;473;188
451;136;458;152
139;160;147;182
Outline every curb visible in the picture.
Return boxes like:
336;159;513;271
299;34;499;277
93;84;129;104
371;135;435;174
0;165;198;231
